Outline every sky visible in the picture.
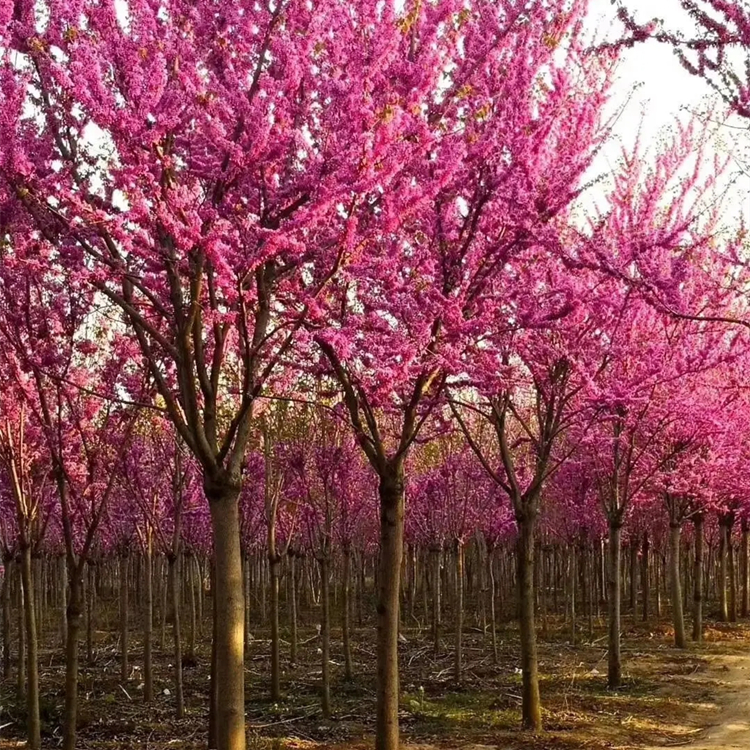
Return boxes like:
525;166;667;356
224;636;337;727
581;0;749;225
591;0;710;144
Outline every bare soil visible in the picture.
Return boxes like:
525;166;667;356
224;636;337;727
2;616;749;749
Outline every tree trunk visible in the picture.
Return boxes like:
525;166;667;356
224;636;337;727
169;554;185;718
342;544;353;681
17;568;25;699
160;557;168;650
270;554;281;702
290;554;298;665
243;552;251;649
431;545;441;656
728;528;737;623
719;519;728;622
208;486;245;750
669;524;686;648
569;546;577;645
607;521;622;689
488;546;498;663
692;513;704;642
2;558;11;680
188;553;197;659
655;550;661;618
85;563;94;665
208;561;219;750
59;556;68;650
144;534;154;702
517;513;542;730
375;468;405;750
454;539;464;684
62;573;83;750
641;533;650;623
120;554;129;682
741;518;749;618
320;551;332;720
20;545;41;750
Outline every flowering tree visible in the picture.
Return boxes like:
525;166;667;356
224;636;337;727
312;2;618;743
0;2;459;745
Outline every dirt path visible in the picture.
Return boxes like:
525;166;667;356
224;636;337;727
657;653;750;750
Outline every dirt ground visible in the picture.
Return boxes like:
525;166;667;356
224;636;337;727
2;617;750;749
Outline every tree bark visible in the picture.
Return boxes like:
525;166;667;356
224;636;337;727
290;553;298;665
607;522;622;689
20;544;41;750
169;553;185;718
431;544;441;656
641;533;650;623
719;518;728;622
270;553;281;702
728;526;737;623
692;513;704;642
320;551;332;719
488;545;498;663
144;534;154;702
17;568;25;699
208;561;218;750
208;486;245;750
120;553;129;682
741;518;749;619
188;553;197;659
517;513;542;730
85;563;94;665
454;539;464;684
669;524;687;648
62;573;83;750
569;545;577;645
342;543;353;681
375;467;405;750
2;557;11;680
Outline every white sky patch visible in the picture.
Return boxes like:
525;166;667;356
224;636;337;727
588;0;750;228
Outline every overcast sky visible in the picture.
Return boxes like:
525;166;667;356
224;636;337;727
581;0;749;225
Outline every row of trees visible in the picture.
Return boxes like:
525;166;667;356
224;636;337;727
2;1;750;749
